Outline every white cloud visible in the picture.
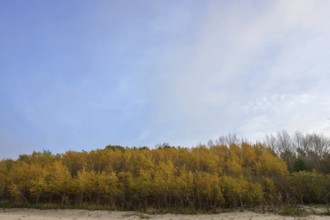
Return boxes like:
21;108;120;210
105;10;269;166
241;92;330;141
2;0;330;159
142;0;330;144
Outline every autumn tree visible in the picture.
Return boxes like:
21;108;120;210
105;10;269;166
1;134;329;211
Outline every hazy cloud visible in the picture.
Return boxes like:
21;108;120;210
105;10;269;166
1;0;330;158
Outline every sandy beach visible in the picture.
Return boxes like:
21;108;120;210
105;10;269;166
0;209;329;220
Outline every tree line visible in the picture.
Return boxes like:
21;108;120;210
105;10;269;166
0;132;329;212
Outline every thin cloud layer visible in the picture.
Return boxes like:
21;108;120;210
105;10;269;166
142;0;330;144
1;0;330;158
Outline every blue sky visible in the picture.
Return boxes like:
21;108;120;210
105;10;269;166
1;0;330;159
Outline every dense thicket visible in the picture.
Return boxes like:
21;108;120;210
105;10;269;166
265;131;330;174
0;135;329;212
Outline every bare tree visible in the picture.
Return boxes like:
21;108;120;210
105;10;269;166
215;133;240;146
264;130;330;173
265;134;277;154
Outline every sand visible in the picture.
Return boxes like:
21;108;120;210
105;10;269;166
0;209;329;220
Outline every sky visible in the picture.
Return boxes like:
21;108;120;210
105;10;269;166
1;0;330;159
